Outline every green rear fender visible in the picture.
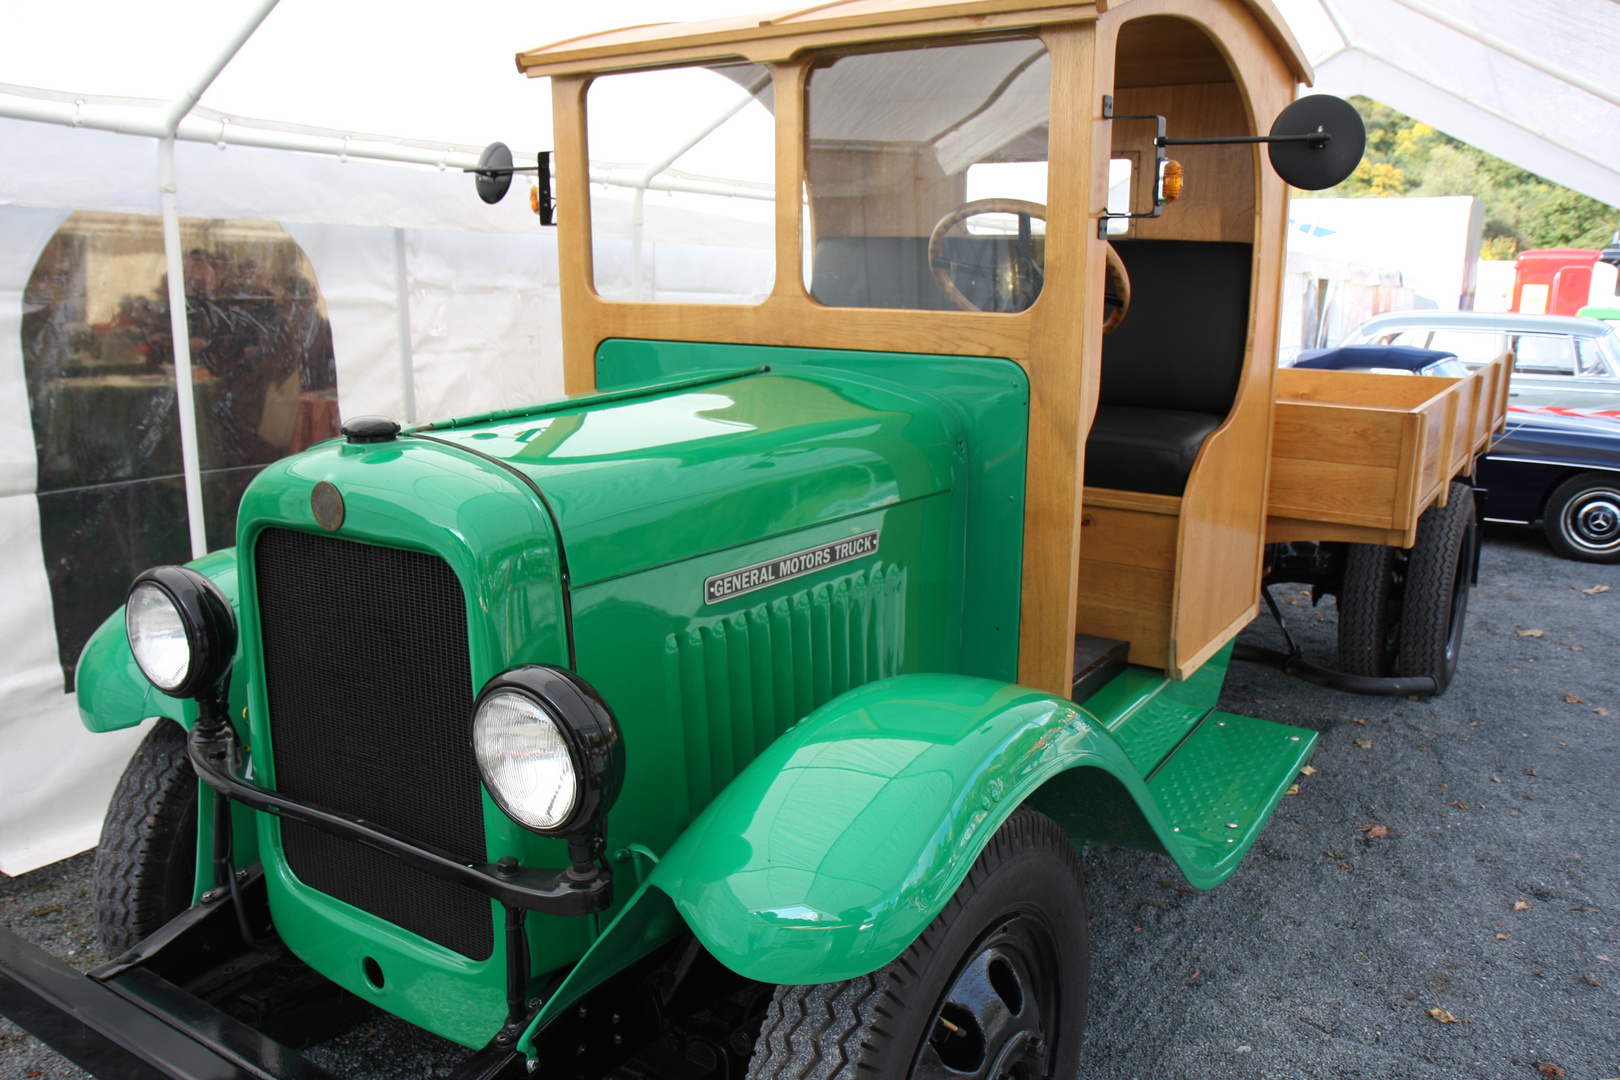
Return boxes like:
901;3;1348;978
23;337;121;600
641;673;1167;986
76;547;246;733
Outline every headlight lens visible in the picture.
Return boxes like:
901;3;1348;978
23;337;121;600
473;690;578;831
126;581;191;693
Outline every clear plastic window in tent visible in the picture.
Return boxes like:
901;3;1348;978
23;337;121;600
22;212;339;689
587;63;776;305
803;37;1051;313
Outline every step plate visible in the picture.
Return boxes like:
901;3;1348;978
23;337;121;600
1146;711;1316;885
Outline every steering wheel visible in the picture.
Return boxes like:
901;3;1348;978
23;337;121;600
928;199;1132;333
1102;241;1131;335
929;199;1047;314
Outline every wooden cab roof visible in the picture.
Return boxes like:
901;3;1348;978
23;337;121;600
515;0;1311;82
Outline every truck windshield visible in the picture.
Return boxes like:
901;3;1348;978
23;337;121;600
803;37;1051;314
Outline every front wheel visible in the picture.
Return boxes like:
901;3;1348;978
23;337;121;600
1543;473;1620;563
746;809;1088;1080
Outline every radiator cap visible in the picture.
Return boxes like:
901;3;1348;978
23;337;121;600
342;415;400;444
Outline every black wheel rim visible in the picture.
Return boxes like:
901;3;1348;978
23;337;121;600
911;915;1059;1080
1560;488;1620;555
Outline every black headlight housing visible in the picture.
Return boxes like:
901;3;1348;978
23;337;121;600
471;665;624;838
125;565;237;699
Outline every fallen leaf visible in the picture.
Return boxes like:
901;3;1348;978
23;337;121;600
1254;698;1266;705
1428;1007;1461;1023
1565;694;1585;704
1364;823;1390;838
1518;628;1545;637
1354;738;1374;749
1340;862;1351;870
1132;925;1142;933
1286;784;1300;795
1572;907;1599;913
1571;645;1584;651
1351;716;1369;725
1189;970;1200;979
1580;974;1602;987
1537;1063;1566;1079
1526;769;1539;777
1514;899;1531;910
1596;708;1611;717
1497;934;1509;940
1301;765;1317;776
1600;955;1612;962
1447;801;1469;809
1582;584;1611;595
1419;746;1430;751
1492;776;1503;783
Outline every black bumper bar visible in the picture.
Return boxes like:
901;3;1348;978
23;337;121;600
186;725;611;916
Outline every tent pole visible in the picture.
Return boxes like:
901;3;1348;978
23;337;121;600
152;0;283;560
393;228;417;424
158;137;209;560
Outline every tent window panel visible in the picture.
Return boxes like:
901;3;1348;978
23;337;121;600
586;63;776;305
804;37;1051;313
22;211;339;690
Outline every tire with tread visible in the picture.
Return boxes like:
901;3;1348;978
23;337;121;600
1542;472;1620;563
746;808;1088;1080
93;718;200;954
1336;543;1398;677
1395;481;1475;693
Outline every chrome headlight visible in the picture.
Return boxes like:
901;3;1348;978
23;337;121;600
472;666;623;836
125;566;237;698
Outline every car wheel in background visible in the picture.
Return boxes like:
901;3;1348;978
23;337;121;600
1396;482;1476;694
93;718;199;954
1337;544;1400;677
1543;473;1620;564
746;809;1087;1080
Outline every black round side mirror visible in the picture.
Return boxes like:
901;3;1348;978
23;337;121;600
1268;95;1367;191
474;142;515;205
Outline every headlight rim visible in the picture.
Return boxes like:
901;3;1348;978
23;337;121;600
471;665;623;838
125;565;237;699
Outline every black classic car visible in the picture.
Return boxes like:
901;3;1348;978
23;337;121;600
1479;407;1620;563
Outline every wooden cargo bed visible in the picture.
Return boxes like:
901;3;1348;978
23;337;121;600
1265;355;1509;549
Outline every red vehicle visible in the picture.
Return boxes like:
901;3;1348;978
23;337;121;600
1513;248;1601;316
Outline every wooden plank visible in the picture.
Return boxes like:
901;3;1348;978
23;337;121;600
1082;486;1182;515
1076;559;1172;669
1080;504;1179;570
1267;459;1399;528
1264;516;1411;549
1271;401;1408;468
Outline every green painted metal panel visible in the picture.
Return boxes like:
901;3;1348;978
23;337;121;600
1082;643;1232;775
594;340;1029;683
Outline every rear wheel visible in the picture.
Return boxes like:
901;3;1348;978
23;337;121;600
1543;473;1620;563
1336;543;1399;677
1395;482;1476;693
746;809;1088;1080
93;719;200;954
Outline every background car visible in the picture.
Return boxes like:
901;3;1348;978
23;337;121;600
1478;406;1620;562
1289;343;1469;377
1342;310;1620;413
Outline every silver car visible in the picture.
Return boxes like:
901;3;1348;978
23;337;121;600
1342;311;1620;413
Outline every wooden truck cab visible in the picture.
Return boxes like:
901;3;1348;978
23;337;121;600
522;0;1312;693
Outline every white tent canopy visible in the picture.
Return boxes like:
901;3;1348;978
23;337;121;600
0;0;1614;876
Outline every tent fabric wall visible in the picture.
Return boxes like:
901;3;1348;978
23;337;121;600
0;121;560;875
0;204;153;875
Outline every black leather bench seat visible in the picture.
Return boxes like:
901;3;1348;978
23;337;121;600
1083;239;1253;497
1083;406;1224;497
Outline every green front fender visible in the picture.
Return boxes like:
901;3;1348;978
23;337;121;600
642;673;1165;986
76;547;245;733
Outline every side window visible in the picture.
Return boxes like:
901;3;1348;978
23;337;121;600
1427;329;1504;366
1512;333;1578;376
23;211;339;689
804;38;1051;313
1575;337;1610;377
587;63;776;304
1376;329;1431;348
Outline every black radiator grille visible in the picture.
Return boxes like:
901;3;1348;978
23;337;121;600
254;527;492;960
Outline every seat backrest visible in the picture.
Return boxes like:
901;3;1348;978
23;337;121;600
1099;240;1253;415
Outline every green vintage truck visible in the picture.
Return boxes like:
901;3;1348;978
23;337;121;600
0;2;1467;1078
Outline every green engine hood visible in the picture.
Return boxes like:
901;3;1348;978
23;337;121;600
418;368;961;587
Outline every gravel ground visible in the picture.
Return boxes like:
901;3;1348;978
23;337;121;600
3;525;1617;1080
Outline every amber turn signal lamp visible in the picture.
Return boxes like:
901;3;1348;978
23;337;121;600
1159;160;1184;204
531;185;540;214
